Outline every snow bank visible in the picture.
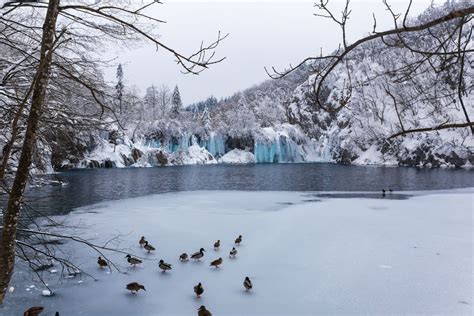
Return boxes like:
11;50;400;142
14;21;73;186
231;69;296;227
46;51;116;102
4;190;472;315
169;144;217;165
219;149;256;164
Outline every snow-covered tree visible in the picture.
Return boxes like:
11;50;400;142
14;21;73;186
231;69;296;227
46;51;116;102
170;85;183;118
0;0;225;304
115;64;124;115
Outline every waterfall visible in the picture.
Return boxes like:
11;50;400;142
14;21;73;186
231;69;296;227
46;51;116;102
254;135;302;163
200;133;225;157
144;131;304;164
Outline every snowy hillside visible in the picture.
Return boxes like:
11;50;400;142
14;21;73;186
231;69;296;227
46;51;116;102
2;1;471;175
67;1;472;170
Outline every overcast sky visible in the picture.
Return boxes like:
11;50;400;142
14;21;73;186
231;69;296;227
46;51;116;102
106;0;445;105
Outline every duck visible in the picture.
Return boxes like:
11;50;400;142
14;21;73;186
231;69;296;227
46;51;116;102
179;253;189;262
143;241;155;253
97;256;108;268
210;257;223;268
389;188;393;193
126;282;146;294
191;248;205;261
194;282;204;298
24;306;44;316
213;240;220;250
235;235;242;245
229;247;237;257
382;189;386;197
197;305;212;316
139;236;146;247
158;259;172;272
125;254;142;266
243;276;253;291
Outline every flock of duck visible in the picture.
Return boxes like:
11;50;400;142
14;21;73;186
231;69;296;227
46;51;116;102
96;234;251;316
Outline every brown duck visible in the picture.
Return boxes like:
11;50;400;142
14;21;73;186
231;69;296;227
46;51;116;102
235;235;242;245
179;253;189;262
139;236;146;247
126;282;146;294
125;254;142;266
24;307;44;316
198;305;212;316
210;257;223;268
213;240;220;250
143;241;155;253
97;256;108;268
194;282;204;298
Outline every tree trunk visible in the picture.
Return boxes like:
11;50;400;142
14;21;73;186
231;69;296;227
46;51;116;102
0;0;60;304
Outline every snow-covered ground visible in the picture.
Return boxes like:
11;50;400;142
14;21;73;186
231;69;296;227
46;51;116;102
3;190;473;315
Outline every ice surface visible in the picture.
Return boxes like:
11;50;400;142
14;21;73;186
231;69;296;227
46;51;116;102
3;190;473;315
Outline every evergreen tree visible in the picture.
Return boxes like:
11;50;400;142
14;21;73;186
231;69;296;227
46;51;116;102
115;64;124;114
171;85;182;118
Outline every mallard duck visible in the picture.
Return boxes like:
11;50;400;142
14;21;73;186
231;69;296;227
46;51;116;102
229;247;237;257
382;189;386;197
97;256;107;268
125;254;142;266
235;235;242;245
144;241;155;253
194;282;204;298
179;253;189;262
126;282;146;294
191;248;205;261
243;276;253;291
198;305;212;316
213;240;220;250
139;236;146;247
24;306;44;316
210;257;223;268
158;259;172;272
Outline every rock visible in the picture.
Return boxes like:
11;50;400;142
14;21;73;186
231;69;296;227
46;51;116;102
131;148;143;162
156;151;168;166
102;160;116;168
120;154;134;166
88;160;100;168
337;148;357;165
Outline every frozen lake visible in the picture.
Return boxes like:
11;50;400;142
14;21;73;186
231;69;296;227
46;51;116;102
2;189;473;315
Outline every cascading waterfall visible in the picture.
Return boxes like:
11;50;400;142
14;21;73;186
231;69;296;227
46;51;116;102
200;133;225;157
146;134;225;156
145;132;303;163
254;135;302;163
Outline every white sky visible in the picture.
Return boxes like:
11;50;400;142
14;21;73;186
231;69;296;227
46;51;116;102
105;0;445;105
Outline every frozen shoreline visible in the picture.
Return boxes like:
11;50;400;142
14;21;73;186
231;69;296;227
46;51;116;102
3;189;473;315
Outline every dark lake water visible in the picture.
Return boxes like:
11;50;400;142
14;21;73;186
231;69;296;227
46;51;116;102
8;163;472;217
